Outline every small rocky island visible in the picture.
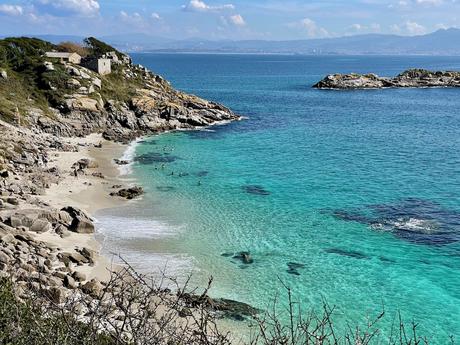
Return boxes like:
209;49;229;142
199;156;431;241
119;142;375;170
313;69;460;89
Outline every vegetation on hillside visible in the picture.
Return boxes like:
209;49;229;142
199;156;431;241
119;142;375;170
0;36;132;122
84;37;123;59
0;37;57;122
57;41;89;57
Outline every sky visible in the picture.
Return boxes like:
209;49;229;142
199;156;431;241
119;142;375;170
0;0;459;40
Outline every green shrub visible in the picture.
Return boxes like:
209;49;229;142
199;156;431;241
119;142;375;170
84;37;122;59
0;279;115;345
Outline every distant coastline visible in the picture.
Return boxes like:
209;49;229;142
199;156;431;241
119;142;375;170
19;27;460;56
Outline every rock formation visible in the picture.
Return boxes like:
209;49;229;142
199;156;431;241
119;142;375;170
0;37;240;144
313;69;460;89
0;36;248;332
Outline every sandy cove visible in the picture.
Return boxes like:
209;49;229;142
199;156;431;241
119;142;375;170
36;133;132;282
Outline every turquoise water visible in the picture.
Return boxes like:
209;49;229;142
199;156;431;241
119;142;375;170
98;55;460;342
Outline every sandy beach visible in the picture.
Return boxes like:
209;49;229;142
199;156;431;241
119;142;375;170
35;133;133;282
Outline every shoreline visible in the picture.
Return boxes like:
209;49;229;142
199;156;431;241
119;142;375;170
36;133;134;282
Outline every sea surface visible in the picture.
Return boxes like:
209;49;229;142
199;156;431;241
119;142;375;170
97;54;460;342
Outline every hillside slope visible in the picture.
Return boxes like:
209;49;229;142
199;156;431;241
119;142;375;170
0;37;239;143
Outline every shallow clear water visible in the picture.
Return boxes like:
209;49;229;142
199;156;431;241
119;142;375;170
98;54;460;342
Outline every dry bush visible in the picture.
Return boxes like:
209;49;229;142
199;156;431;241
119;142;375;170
0;257;232;345
248;279;455;345
57;41;89;57
0;260;454;345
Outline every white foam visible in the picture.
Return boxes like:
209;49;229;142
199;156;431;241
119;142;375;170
110;251;196;280
95;215;194;283
393;218;438;234
95;215;183;240
117;139;140;176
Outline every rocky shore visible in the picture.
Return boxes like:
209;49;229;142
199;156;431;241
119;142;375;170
313;68;460;89
0;37;252;341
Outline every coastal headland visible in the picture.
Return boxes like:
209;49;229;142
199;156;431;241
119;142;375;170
0;36;255;342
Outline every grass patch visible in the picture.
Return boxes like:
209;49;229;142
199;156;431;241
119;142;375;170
99;64;144;104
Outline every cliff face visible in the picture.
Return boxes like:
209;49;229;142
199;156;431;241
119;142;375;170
0;37;240;143
313;69;460;89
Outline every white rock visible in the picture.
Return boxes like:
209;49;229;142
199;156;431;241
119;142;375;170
67;66;81;76
80;71;91;79
67;78;81;88
92;78;101;88
77;87;88;94
44;62;55;71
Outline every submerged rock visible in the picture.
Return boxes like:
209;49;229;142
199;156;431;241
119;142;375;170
331;198;460;246
196;171;209;177
156;186;175;192
324;248;370;260
232;251;254;264
135;152;179;164
286;262;306;276
181;293;260;321
242;185;270;196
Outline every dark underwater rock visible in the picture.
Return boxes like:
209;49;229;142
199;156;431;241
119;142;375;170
332;210;372;224
242;185;270;196
330;198;460;246
233;251;254;264
379;256;396;263
156;186;175;192
325;248;370;260
196;171;209;177
286;262;305;275
141;140;157;145
135;152;179;164
180;293;260;321
287;269;301;276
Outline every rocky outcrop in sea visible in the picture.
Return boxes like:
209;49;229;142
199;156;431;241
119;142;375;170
313;69;460;89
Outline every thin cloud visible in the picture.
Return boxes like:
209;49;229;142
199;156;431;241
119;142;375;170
35;0;100;17
288;18;329;38
416;0;443;5
151;12;161;20
348;23;381;33
0;4;24;16
391;20;427;35
182;0;235;12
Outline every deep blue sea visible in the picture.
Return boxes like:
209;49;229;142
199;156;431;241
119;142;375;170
98;54;460;342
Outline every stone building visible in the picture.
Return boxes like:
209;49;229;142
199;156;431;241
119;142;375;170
82;58;112;75
45;52;82;64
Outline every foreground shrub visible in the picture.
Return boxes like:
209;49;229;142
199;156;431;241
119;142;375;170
0;262;454;345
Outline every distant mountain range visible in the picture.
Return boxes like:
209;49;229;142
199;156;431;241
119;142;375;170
6;28;460;55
